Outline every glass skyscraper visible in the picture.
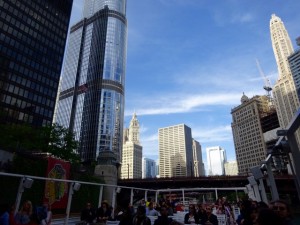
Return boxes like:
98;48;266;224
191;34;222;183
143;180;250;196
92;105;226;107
55;0;127;164
0;0;73;126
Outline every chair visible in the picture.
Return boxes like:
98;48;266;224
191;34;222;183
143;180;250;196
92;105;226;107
106;221;120;225
216;214;226;225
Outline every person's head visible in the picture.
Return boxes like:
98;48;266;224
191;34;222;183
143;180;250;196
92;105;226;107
101;200;109;209
148;202;154;210
86;202;92;209
256;208;283;225
205;205;213;215
272;200;291;220
189;204;196;214
137;206;146;217
160;206;169;217
21;200;32;214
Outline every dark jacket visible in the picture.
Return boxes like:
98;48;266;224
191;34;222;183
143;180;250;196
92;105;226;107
80;208;96;223
184;212;200;224
201;213;218;225
153;216;173;225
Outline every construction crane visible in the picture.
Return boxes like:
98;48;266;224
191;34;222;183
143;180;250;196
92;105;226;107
255;59;274;110
255;59;272;98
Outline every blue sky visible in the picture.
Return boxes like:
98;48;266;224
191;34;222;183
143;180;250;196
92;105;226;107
69;0;300;168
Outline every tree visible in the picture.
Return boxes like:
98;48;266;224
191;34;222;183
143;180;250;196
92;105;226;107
44;123;80;163
0;122;80;163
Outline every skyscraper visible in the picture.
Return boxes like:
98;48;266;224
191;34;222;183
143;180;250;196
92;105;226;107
288;38;300;101
270;14;300;131
231;94;270;175
0;0;73;126
55;0;127;164
121;113;142;179
206;146;226;176
142;157;156;178
158;124;193;178
192;139;205;176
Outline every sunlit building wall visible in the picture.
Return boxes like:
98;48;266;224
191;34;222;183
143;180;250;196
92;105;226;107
159;124;193;178
270;14;300;142
206;146;226;176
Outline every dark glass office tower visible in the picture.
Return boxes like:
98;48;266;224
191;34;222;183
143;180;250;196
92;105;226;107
0;0;73;126
55;0;127;164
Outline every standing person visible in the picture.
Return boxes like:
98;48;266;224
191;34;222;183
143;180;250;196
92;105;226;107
96;201;111;223
132;206;151;225
202;206;218;225
80;202;95;224
0;203;9;225
15;201;33;225
184;204;200;224
153;206;173;225
272;200;294;225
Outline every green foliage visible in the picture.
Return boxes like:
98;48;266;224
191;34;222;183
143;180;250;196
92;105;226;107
0;123;80;163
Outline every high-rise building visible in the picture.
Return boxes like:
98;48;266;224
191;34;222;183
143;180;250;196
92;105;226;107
270;14;300;133
121;113;142;179
231;94;270;175
142;157;156;178
158;124;193;178
224;161;238;176
288;37;300;101
206;146;226;176
54;0;128;164
192;139;205;176
0;0;73;126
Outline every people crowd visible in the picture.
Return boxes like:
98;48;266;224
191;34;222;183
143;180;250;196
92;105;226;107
0;196;296;225
76;196;295;225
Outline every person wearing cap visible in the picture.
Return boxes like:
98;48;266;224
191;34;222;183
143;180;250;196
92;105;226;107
96;201;111;223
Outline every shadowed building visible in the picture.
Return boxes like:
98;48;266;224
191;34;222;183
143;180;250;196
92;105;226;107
0;0;73;126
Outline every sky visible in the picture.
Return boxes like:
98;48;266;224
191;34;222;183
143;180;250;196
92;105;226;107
69;0;300;169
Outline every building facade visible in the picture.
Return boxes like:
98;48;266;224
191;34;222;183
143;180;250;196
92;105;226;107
54;0;127;164
270;14;300;133
231;94;270;175
0;0;73;126
224;161;238;176
142;157;156;178
206;146;226;176
192;139;205;176
158;124;193;178
121;113;142;179
288;38;300;102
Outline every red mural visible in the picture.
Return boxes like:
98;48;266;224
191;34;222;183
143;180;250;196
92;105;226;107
44;157;70;209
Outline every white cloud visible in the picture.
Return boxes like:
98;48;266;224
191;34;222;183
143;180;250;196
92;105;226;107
192;125;233;143
231;13;255;23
